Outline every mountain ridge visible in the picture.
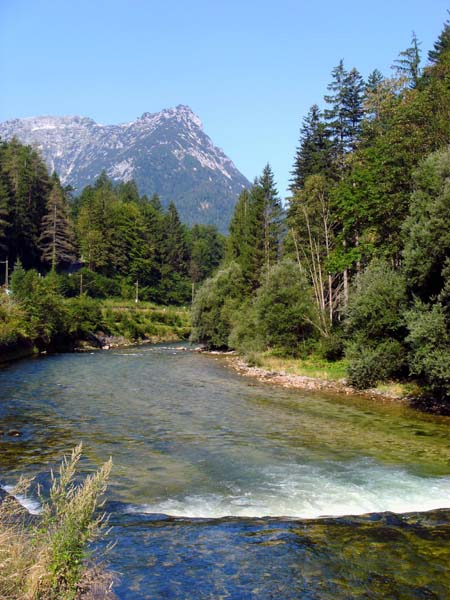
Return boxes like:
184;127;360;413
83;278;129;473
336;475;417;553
0;105;249;232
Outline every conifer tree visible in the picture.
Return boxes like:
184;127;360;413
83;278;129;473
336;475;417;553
428;16;450;64
289;105;333;192
0;138;50;268
259;163;282;271
324;61;365;161
39;175;77;270
392;32;422;88
161;202;190;276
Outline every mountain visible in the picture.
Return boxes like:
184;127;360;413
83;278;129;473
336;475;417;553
0;105;250;232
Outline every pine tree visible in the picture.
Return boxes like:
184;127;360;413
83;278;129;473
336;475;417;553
289;105;333;192
324;61;365;161
39;175;77;270
392;32;422;88
0;138;50;268
342;68;366;151
324;59;348;161
161;202;190;276
428;16;450;64
259;164;283;271
77;175;116;272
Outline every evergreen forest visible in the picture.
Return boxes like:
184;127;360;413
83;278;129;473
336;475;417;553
191;20;450;406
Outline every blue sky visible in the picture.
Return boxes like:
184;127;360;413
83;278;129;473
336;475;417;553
0;0;448;197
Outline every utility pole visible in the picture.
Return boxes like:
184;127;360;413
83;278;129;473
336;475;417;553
135;280;139;304
0;258;8;291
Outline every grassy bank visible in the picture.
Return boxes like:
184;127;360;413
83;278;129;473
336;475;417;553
0;288;191;362
100;299;191;345
241;350;420;399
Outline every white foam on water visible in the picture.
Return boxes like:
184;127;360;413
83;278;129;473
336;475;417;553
2;485;42;515
125;460;450;519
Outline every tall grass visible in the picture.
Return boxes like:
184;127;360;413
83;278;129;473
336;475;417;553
0;445;113;600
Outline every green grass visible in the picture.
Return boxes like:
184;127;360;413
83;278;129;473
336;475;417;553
249;351;348;381
100;300;191;342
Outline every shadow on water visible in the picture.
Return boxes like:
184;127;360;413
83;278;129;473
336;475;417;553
1;345;449;598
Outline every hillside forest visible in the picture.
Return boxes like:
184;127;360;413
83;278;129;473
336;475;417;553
0;19;449;405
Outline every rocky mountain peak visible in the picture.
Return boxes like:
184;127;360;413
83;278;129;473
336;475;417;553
0;107;249;232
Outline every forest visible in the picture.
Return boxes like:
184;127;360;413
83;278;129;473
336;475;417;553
0;18;449;404
191;20;450;405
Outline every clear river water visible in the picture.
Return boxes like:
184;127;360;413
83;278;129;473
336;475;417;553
0;344;449;598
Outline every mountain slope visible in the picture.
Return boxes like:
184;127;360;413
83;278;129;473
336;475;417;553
0;105;249;232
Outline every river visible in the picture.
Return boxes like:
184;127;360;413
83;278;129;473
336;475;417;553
0;344;449;598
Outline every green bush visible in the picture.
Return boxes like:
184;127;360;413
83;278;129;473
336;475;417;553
347;338;407;389
405;300;450;401
254;260;318;356
345;260;408;387
315;331;345;362
64;296;106;339
190;262;246;349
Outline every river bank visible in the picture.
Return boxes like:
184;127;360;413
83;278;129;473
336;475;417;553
0;299;191;365
221;353;450;415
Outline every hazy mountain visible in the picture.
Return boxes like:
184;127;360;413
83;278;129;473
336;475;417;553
0;105;250;232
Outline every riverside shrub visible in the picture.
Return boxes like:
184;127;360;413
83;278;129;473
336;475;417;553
254;260;318;356
190;262;246;349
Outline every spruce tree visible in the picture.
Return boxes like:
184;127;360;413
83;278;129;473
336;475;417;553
324;61;365;161
39;175;77;270
428;16;450;64
161;202;190;276
289;105;333;192
392;32;422;88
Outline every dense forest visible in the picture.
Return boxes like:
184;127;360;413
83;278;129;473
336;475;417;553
0;143;222;352
191;19;450;405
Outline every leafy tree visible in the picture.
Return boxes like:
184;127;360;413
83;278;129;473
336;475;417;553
287;174;336;331
405;300;450;401
190;262;246;348
345;260;408;388
254;260;318;355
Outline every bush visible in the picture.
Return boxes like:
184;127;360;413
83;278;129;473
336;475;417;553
405;300;450;401
345;260;408;387
228;299;263;354
0;445;112;600
254;260;318;356
190;262;246;349
64;296;106;339
0;292;28;347
315;331;345;362
347;338;407;389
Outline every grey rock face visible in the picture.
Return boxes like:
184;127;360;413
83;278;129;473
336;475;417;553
0;105;249;232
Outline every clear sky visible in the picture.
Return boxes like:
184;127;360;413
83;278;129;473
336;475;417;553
0;0;448;197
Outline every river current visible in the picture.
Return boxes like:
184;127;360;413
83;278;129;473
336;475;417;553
0;344;449;598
